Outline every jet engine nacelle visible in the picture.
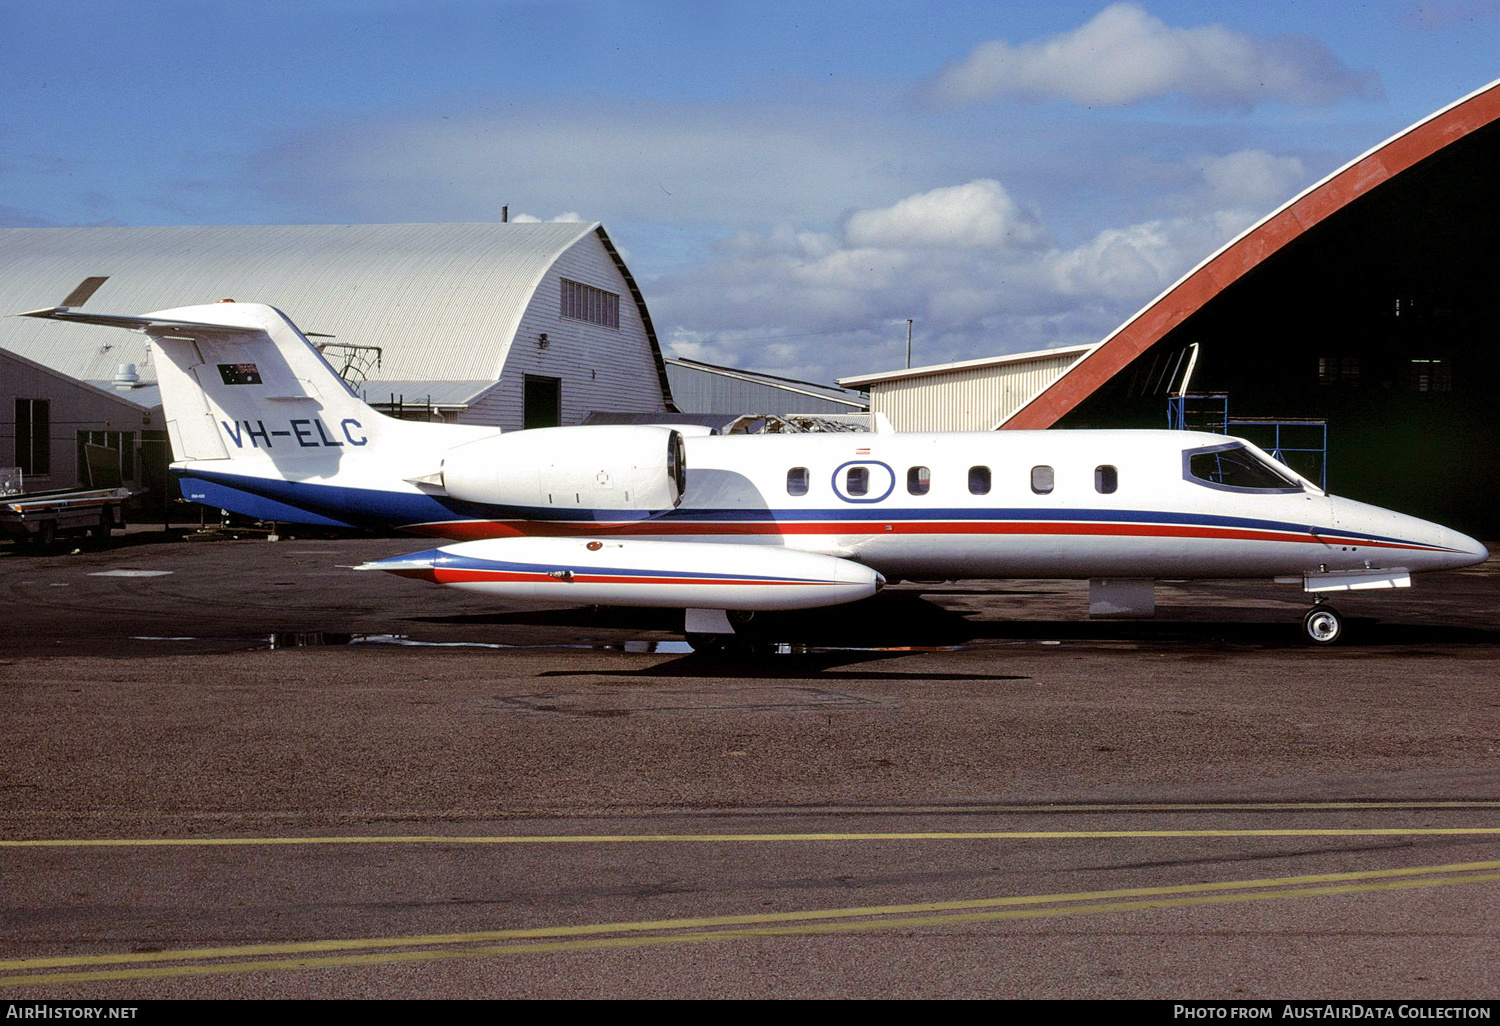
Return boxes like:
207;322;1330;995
439;425;686;510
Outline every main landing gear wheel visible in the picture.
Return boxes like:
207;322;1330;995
684;608;768;656
1302;604;1344;645
685;633;728;654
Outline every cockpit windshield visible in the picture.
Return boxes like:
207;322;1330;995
1184;443;1304;493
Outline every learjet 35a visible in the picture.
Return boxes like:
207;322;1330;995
21;294;1488;647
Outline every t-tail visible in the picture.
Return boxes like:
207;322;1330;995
20;289;688;533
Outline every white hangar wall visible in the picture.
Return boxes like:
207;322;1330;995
464;228;670;430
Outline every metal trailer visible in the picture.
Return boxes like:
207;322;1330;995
1;484;131;547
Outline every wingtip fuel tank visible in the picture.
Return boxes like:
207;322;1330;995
355;537;884;611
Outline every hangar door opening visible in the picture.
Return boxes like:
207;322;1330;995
524;375;562;430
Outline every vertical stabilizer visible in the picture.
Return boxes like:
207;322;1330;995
23;300;390;471
142;302;385;470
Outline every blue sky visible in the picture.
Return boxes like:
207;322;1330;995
4;1;1499;381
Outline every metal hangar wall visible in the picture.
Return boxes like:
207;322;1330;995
839;345;1093;433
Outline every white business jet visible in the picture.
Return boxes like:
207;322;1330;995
20;294;1488;647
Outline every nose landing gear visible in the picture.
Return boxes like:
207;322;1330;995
1302;603;1344;645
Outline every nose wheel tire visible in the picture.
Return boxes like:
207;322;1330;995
1302;605;1344;645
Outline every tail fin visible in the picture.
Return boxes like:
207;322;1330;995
21;299;385;468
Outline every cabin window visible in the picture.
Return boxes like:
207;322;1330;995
907;466;930;495
1031;465;1054;495
1185;444;1302;493
968;466;990;495
787;467;809;496
1095;465;1117;494
846;466;870;497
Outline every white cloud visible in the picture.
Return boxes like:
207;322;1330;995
1047;210;1255;300
925;3;1380;110
1200;149;1307;208
509;211;585;223
845;179;1045;249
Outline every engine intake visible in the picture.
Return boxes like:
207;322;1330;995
439;425;685;510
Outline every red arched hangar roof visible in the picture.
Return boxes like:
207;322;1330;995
1003;78;1500;430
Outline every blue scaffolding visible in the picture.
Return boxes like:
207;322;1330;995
1168;392;1328;490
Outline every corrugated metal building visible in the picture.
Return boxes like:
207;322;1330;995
837;344;1092;432
0;221;674;493
0;347;162;494
665;357;868;417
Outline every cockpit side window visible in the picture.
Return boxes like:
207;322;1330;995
1184;443;1303;493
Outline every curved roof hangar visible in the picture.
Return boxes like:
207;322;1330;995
1004;78;1500;431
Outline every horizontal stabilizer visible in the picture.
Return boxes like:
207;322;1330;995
18;306;252;337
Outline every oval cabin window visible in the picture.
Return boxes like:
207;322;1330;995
846;466;870;497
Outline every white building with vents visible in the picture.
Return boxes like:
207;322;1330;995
0;222;674;493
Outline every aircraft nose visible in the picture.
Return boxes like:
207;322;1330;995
1329;496;1488;572
1440;528;1489;570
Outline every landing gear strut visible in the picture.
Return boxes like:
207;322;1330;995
1301;603;1344;645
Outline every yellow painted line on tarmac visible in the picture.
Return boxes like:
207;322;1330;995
3;858;1499;973
5;827;1500;848
3;863;1499;987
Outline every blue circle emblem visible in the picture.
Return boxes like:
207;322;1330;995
830;460;895;504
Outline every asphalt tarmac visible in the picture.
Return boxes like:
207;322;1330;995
1;530;1497;999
